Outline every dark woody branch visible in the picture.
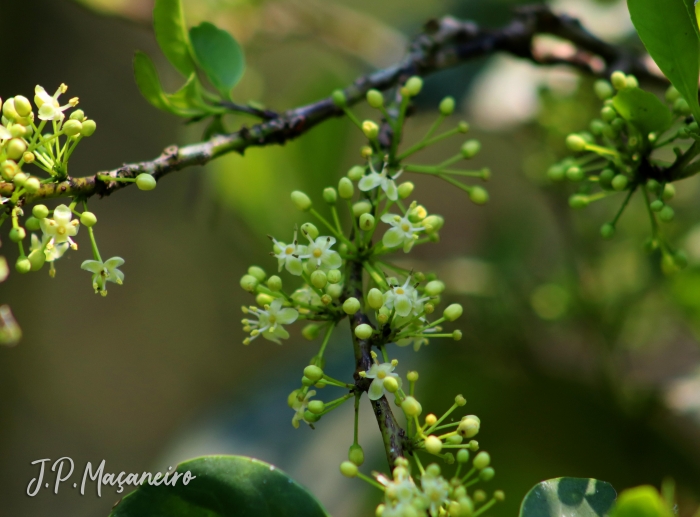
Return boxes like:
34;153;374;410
0;4;660;205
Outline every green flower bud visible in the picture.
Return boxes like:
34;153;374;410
304;410;321;422
366;89;384;109
301;222;319;240
343;297;361;315
347;166;364;182
352;201;372;217
308;400;324;414
425;280;445;296
354;323;373;339
625;75;639;88
458;121;470;133
593;80;614;100
473;451;490;470
63;119;82;137
338;178;355;201
301;366;323;384
650;199;664;212
32;204;49;219
332;89;347;107
663;183;675;200
79;211;97;227
287;390;301;408
397;181;414;199
255;293;273;306
302;323;321;340
425;436;442;454
362;120;379;139
28;248;46;271
6;138;26;160
326;283;343;299
674;98;691;115
323;187;337;204
24;177;40;193
247;266;266;281
301;375;315;387
80;119;96;136
566;134;587;152
70;109;85;121
600;223;615;239
458;415;480;438
382;375;398;393
401;396;422;416
359;213;375;230
601;106;616;122
13;96;32;117
439;96;456;115
590;119;606;136
240;274;258;292
444;303;463;321
366;288;384;310
15;257;31;274
468;186;489;205
267;275;282;291
348;444;365;466
455;394;466;406
340;461;358;478
461;139;481;158
659;205;675;222
457;449;470;464
566;166;584;182
9;227;26;242
665;86;680;103
327;269;342;284
405;76;423;96
547;164;565;182
599;168;615;185
611;174;628;191
473;490;487;503
291;190;312;211
407;371;419;382
311;270;328;289
611;118;625;131
2;98;18;120
611;71;627;90
25;216;41;231
447;434;463;445
13;172;27;186
568;195;589;209
423;215;444;234
136;173;156;191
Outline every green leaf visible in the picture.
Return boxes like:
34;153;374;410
628;0;700;121
612;88;673;136
153;0;196;77
682;0;700;41
609;486;672;517
520;477;617;517
190;22;245;99
109;455;330;517
167;73;209;114
133;51;172;112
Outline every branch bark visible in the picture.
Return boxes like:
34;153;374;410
1;4;660;204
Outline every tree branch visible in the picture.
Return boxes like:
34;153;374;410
0;4;660;205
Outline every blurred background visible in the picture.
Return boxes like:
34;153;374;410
1;0;700;516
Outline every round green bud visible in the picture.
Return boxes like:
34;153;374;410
425;280;445;296
444;303;463;321
593;80;614;100
247;266;266;281
352;201;372;217
308;400;324;414
304;410;321;423
666;86;681;103
359;213;375;231
323;187;337;204
626;75;639;88
473;451;491;470
455;394;467;406
301;375;315;387
663;183;675;200
439;96;456;115
401;396;422;417
362;120;379;139
32;204;49;219
468;186;489;205
6;138;26;160
13;172;27;186
291;191;312;211
600;223;615;239
407;371;419;382
266;275;282;292
461;139;481;158
24;177;40;193
611;71;627;90
78;211;97;227
15;257;31;274
590;119;606;136
547;164;566;182
650;199;664;212
240;274;258;292
332;89;347;107
9;227;26;242
63;119;82;137
423;215;444;234
327;269;342;284
566;166;584;182
70;109;85;121
647;179;661;192
348;444;365;466
469;440;479;451
659;206;675;222
599;168;615;185
354;323;373;340
458;416;480;438
453;330;463;341
458;121;470;133
339;461;357;478
383;375;399;393
611;174;628;191
397;181;414;199
494;490;505;502
301;222;319;240
343;297;361;315
136;173;156;191
80;119;96;136
338;177;355;200
473;490;487;503
674;98;691;115
28;248;46;271
447;434;463;445
311;270;328;289
568;195;589;209
255;293;274;306
425;436;442;455
366;89;384;109
302;323;321;341
405;76;423;96
457;449;470;464
13;96;32;117
288;390;301;408
326;283;343;299
347;166;364;182
565;134;587;152
611;117;625;131
25;216;41;231
367;288;384;310
601;106;617;122
480;467;495;482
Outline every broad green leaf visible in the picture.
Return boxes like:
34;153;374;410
109;455;329;517
153;0;196;77
612;88;673;137
609;486;672;517
520;477;617;517
133;51;172;112
683;0;700;41
190;22;245;99
628;0;700;122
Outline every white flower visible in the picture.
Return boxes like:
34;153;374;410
34;85;72;121
365;361;401;400
40;204;79;249
270;228;307;276
420;473;450;516
359;164;401;201
383;277;430;318
396;319;437;352
301;234;342;271
30;233;68;262
291;389;315;428
0;124;11;141
81;257;125;296
380;465;423;517
243;299;298;344
381;213;424;253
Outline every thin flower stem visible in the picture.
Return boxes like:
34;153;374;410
330;206;344;235
413;452;426;475
87;226;102;262
354;393;361;444
363;261;389;290
357;472;385;491
397;126;462;160
318;323;336;359
611;186;636;227
389;95;411;162
425;402;459;434
461;467;476;483
472;498;497;517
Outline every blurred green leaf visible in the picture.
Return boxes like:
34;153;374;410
190;22;246;100
612;88;672;137
153;0;196;78
520;478;617;517
628;0;700;121
133;51;172;112
110;455;329;517
609;486;672;517
168;73;209;114
682;0;700;41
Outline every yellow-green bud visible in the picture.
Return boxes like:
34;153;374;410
663;183;675;200
353;201;372;217
626;75;639;88
80;211;97;227
480;467;495;481
291;191;312;211
326;283;343;299
301;222;319;240
401;396;422;416
348;444;365;466
327;269;342;284
424;303;434;314
240;274;258;292
474;490;487;503
311;270;327;289
566;134;587;152
304;365;324;382
359;213;375;230
455;394;466;406
13;96;32;117
338;177;355;199
367;288;384;309
453;330;463;341
397;181;414;199
383;375;399;393
340;461;357;478
473;451;490;470
659;205;675;222
136;173;156;191
2;98;18;120
28;248;46;271
354;323;373;339
332;90;347;107
407;371;419;382
63;119;82;136
347;166;364;182
362;120;379;139
665;86;680;103
22;151;35;164
425;280;445;296
444;303;463;321
308;400;324;414
593;80;614;100
267;275;282;291
458;415;480;438
611;71;627;90
301;375;315;387
304;410;321;422
341;297;359;315
468;186;489;205
302;323;321;340
461;140;481;158
494;490;505;502
366;89;384;108
405;76;423;96
248;266;266;281
32;204;49;219
423;215;444;234
80;119;96;136
256;293;273;306
70;109;85;121
6;138;26;160
24;177;40;193
25;217;41;231
458;121;470;133
425;435;442;454
447;434;463;445
323;187;337;204
13;172;27;186
15;257;31;274
439;96;455;115
9;227;26;242
457;449;470;463
611;174;628;191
